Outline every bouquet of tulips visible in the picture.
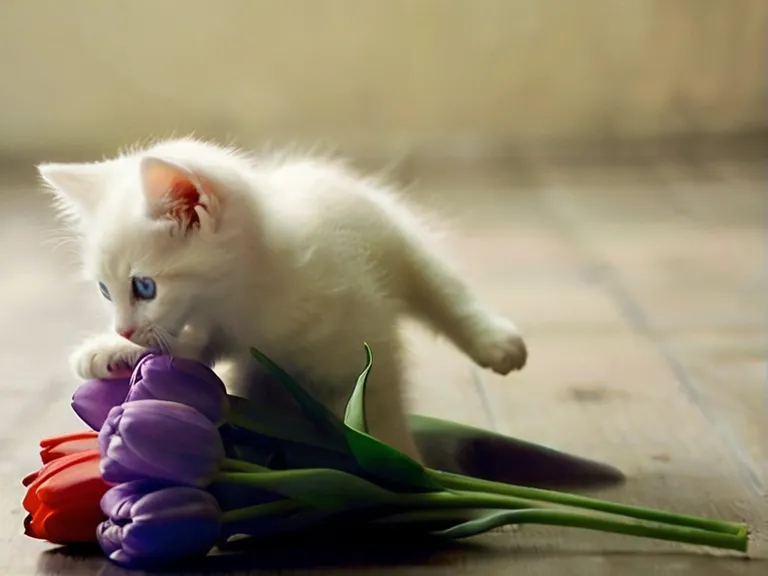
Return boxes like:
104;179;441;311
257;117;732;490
22;344;750;569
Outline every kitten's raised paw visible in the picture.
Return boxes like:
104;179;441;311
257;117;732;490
469;316;528;375
70;335;147;380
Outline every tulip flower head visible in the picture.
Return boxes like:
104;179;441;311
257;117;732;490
71;354;228;433
99;400;225;487
22;449;110;544
98;480;222;568
126;354;228;425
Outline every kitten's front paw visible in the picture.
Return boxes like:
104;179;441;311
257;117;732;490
70;335;147;380
469;316;528;375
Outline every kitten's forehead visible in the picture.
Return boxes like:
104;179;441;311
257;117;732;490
84;218;186;280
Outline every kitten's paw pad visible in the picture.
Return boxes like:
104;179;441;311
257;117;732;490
471;317;527;375
70;339;146;380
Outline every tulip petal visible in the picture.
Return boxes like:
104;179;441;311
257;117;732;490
22;470;39;487
23;450;101;513
100;450;148;485
36;457;110;509
97;484;221;568
23;449;110;545
100;400;224;486
132;486;222;522
40;435;100;464
40;430;99;449
102;424;184;484
127;355;227;424
23;514;38;538
72;378;132;431
97;520;123;558
39;503;105;543
100;479;172;520
121;518;219;563
98;405;123;457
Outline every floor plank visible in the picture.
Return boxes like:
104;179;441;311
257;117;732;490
1;154;766;574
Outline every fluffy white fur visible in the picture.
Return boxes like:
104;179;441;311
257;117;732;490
39;138;527;460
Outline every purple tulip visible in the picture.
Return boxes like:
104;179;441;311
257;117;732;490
126;354;228;425
98;480;221;568
72;377;132;431
99;400;225;487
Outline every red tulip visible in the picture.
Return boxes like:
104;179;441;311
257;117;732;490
22;449;111;543
22;431;101;487
39;431;100;464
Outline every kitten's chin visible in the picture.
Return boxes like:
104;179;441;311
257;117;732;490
134;335;165;353
130;329;177;356
146;325;211;363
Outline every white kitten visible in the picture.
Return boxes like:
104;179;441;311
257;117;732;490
39;138;527;460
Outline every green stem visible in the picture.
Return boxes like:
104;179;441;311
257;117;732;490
215;472;269;486
398;490;541;511
373;503;747;552
440;509;749;552
221;457;270;473
221;499;307;523
429;470;745;535
214;471;748;552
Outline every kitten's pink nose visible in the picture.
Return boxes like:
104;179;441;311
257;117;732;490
118;328;135;341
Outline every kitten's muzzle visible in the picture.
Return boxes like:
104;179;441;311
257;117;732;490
118;328;135;341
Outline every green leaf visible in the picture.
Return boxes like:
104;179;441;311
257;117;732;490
217;468;398;510
249;347;346;440
343;342;372;433
226;395;348;454
340;343;443;493
431;509;527;539
344;429;442;492
244;343;441;493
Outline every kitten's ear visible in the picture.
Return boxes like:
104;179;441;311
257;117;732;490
37;162;110;221
139;156;220;234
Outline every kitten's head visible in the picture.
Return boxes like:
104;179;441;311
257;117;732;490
39;142;240;352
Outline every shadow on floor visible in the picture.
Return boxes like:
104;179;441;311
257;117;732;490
413;414;625;490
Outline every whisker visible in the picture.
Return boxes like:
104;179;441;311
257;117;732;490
152;330;168;354
150;326;175;356
41;230;83;259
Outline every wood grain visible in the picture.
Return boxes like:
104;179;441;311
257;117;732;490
1;156;765;575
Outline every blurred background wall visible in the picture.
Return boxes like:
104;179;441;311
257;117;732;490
0;0;766;159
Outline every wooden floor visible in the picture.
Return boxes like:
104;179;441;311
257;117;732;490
0;152;765;575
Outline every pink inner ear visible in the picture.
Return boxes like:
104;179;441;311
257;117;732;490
145;162;201;229
167;176;201;228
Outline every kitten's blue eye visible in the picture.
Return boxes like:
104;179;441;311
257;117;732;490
131;276;156;300
98;282;111;301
